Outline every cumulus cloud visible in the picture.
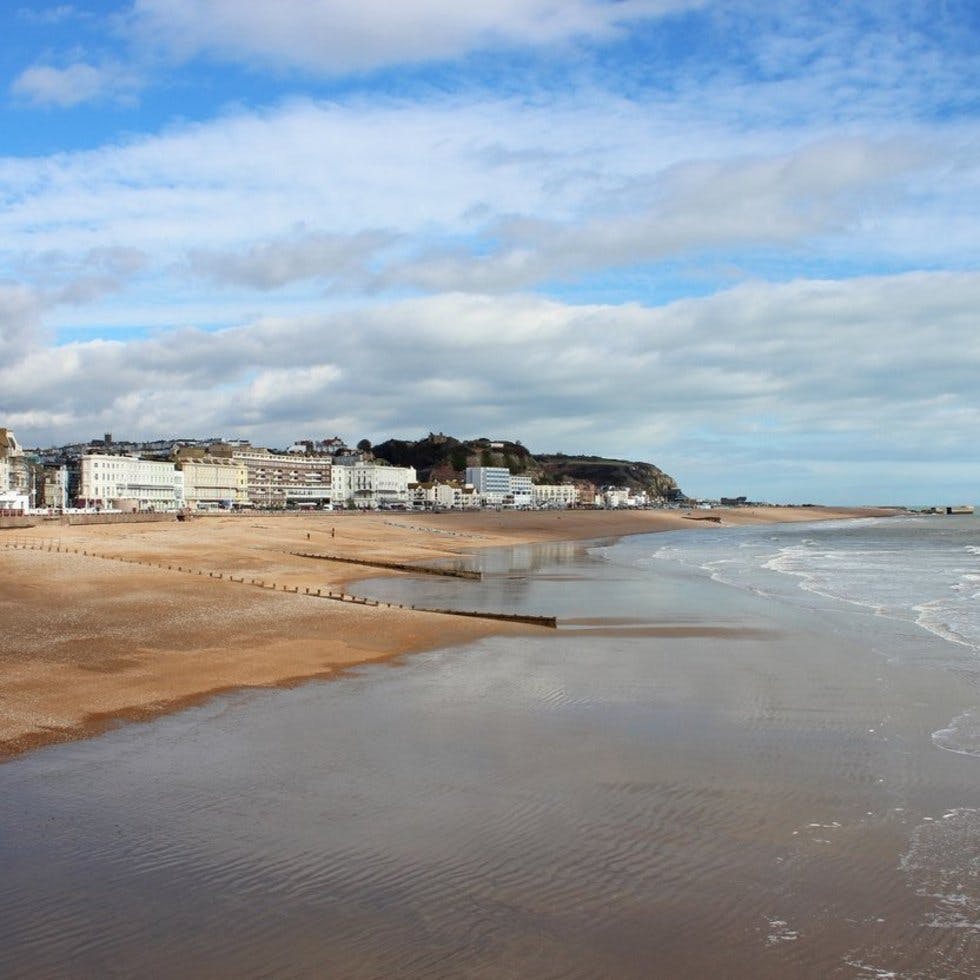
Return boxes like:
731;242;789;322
3;272;978;501
0;284;44;361
128;0;703;74
188;229;397;290
12;246;149;307
10;61;140;108
374;136;936;292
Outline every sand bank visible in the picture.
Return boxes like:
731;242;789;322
0;505;893;759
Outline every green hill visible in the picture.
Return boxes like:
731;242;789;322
369;433;682;499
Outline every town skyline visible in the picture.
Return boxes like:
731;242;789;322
1;2;978;505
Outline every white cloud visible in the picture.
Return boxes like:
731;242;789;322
129;0;703;74
0;284;44;366
188;229;397;290
10;61;140;108
0;97;966;303
3;272;978;503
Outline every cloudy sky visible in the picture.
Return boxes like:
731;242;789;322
1;1;978;503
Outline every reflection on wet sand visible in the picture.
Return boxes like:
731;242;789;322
1;529;978;977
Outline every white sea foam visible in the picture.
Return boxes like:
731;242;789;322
642;516;979;656
932;710;980;758
764;916;799;946
899;808;980;932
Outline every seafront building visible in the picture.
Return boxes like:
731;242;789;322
465;466;511;500
77;454;185;511
510;474;533;508
40;466;69;510
598;487;649;508
175;449;249;509
411;480;480;510
1;428;35;512
532;483;580;508
209;443;334;509
465;466;537;507
331;460;417;509
1;424;644;513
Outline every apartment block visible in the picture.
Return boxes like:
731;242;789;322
78;454;185;511
332;461;417;509
212;444;333;508
0;428;30;499
411;480;479;509
532;483;580;508
176;449;249;509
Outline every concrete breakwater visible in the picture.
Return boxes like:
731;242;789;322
291;552;482;580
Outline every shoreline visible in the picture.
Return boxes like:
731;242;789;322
0;506;895;761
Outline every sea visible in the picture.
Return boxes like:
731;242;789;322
1;512;978;978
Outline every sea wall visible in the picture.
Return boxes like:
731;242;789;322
0;517;35;530
61;513;177;526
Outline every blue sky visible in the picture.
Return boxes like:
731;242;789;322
1;0;978;504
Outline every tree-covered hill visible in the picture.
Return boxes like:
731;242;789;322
370;433;682;499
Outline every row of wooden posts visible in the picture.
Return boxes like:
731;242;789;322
1;539;557;627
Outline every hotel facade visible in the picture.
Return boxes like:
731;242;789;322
78;454;185;511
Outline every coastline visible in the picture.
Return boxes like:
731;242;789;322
0;505;894;760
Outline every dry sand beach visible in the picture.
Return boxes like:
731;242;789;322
0;506;883;759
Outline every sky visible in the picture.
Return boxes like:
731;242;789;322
1;1;978;504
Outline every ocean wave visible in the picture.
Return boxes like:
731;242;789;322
638;520;980;655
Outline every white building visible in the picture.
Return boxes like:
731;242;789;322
465;466;510;495
0;428;29;499
532;483;580;508
332;462;417;509
599;487;649;508
411;480;479;510
78;454;184;511
509;474;533;508
465;466;512;506
0;491;29;512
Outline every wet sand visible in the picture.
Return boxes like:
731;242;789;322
1;519;976;978
0;506;891;759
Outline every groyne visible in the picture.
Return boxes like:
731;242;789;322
291;552;482;580
1;539;554;629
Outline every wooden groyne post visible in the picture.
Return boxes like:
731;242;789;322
290;552;481;580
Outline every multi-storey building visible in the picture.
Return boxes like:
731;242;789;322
77;454;185;511
509;474;533;508
532;483;580;508
41;466;69;510
599;487;649;508
210;444;334;508
465;466;512;505
0;428;30;498
411;480;479;510
464;466;511;495
464;466;536;507
175;449;249;509
332;462;417;509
